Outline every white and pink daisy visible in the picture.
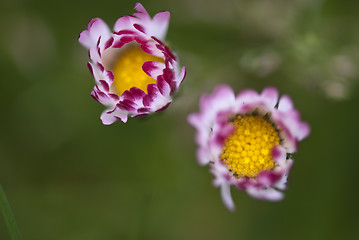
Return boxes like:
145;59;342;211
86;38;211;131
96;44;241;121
79;3;186;124
188;85;310;211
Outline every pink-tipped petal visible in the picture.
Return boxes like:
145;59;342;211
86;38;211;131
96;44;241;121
79;18;111;50
142;61;166;79
101;108;128;125
297;122;311;140
196;148;210;165
275;174;289;190
100;110;117;125
114;15;135;32
247;187;284;201
208;85;236;112
278;95;294;112
187;113;202;131
221;183;235;211
152;11;170;40
177;66;186;87
236;89;259;104
271;145;287;165
261;87;279;108
134;2;151;20
157;77;172;96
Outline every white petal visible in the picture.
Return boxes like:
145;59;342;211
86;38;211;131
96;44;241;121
149;11;170;40
261;87;279;108
278;95;294;112
247;187;283;201
79;18;111;50
221;183;235;211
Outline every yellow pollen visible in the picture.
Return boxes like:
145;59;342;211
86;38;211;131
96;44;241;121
111;47;164;96
221;115;280;178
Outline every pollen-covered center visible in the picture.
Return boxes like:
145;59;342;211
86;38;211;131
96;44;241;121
112;47;164;96
221;115;280;178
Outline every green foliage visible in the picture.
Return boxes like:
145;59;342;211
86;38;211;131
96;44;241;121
0;0;358;239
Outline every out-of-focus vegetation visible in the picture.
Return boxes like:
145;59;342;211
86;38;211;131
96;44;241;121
0;0;358;239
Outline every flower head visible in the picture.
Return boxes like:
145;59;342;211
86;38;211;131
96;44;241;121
188;85;310;211
79;3;186;124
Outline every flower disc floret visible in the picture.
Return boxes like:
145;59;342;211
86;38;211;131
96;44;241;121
112;46;164;95
221;115;280;178
79;3;186;125
188;85;310;211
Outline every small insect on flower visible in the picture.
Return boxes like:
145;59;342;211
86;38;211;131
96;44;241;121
188;85;310;211
79;3;186;124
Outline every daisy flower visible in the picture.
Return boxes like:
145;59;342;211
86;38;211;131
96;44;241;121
79;3;186;124
188;85;310;211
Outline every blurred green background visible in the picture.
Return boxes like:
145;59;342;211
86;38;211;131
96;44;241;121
0;0;358;239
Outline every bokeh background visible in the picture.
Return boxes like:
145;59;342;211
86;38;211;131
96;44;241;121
1;0;359;239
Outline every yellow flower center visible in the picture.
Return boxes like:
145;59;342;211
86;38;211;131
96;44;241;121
220;115;280;178
112;47;164;96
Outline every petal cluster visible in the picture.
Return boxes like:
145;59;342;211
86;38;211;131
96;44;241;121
79;3;186;124
188;85;310;210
